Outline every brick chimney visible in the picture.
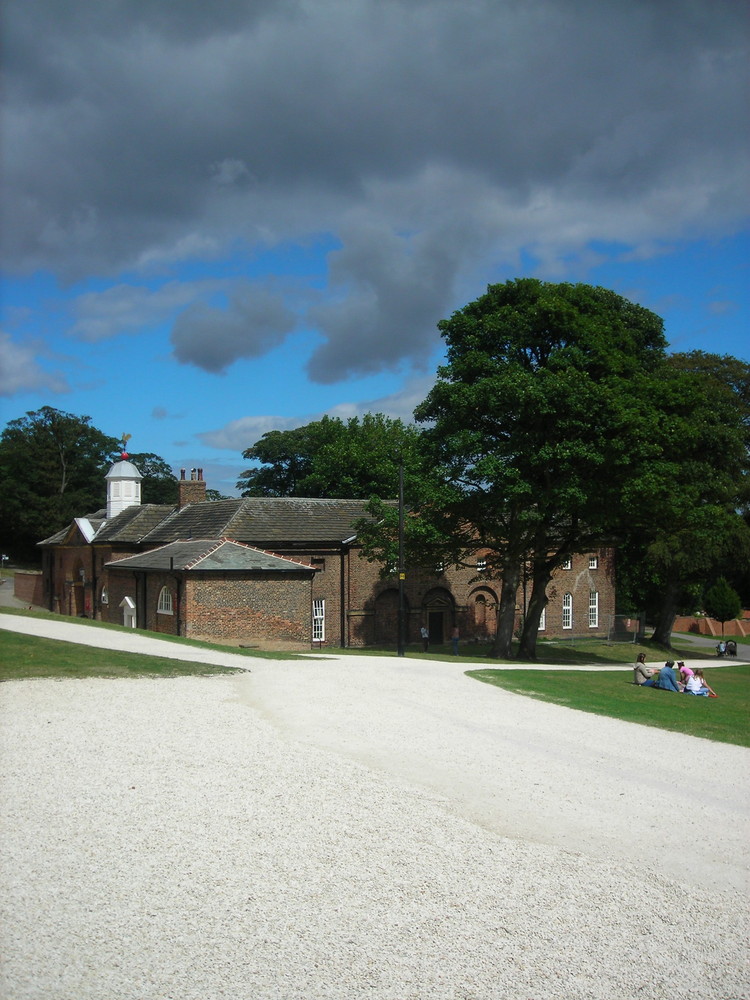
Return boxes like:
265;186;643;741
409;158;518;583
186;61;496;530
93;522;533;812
178;468;207;507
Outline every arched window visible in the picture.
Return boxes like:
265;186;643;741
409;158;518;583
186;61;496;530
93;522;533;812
157;586;173;615
474;593;487;627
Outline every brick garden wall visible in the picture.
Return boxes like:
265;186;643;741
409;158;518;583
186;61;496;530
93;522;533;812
13;571;44;606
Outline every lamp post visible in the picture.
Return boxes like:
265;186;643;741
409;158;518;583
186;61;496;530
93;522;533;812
0;554;8;581
397;460;406;657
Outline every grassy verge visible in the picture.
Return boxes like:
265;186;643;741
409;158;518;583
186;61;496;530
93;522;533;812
0;606;308;661
466;664;750;747
322;636;724;665
0;630;247;681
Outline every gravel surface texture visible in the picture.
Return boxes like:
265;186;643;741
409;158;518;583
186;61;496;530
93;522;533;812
0;618;748;999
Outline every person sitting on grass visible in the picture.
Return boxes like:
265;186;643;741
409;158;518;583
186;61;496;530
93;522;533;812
677;661;694;686
655;661;682;692
685;668;718;698
633;653;656;686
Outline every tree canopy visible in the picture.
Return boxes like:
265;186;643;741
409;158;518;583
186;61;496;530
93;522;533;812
413;278;668;657
0;407;121;561
237;413;426;499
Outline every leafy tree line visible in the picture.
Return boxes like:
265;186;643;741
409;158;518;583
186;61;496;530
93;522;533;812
238;280;749;656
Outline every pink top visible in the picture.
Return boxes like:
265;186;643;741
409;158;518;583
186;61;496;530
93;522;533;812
679;665;694;678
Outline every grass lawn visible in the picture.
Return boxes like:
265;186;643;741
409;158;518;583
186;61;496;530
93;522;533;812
0;630;250;681
466;664;750;748
323;636;723;665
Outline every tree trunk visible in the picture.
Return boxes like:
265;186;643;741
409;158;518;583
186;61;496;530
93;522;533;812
518;564;553;659
650;577;680;648
490;564;520;658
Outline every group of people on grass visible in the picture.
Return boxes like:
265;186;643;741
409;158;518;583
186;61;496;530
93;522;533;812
633;653;717;697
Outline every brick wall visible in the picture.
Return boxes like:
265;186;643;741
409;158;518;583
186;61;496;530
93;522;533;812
13;571;44;606
343;545;617;647
184;573;312;646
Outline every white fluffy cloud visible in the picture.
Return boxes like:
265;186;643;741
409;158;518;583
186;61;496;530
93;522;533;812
0;332;69;396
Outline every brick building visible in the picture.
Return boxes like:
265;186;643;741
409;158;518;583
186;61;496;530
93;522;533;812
38;460;616;650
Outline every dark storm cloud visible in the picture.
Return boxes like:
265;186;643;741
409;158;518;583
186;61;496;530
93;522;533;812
2;0;748;380
170;284;297;372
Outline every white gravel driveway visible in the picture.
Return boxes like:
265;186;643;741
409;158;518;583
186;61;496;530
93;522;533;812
1;615;747;999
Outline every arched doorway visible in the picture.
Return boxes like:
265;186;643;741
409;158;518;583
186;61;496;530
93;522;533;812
468;586;499;642
422;588;455;646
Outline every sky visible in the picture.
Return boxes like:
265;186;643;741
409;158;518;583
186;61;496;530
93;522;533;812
1;0;748;498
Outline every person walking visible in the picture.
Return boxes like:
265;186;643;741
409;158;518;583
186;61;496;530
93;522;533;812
420;625;429;652
450;625;459;655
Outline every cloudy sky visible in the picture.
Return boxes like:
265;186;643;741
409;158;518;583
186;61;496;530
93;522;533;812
1;0;748;495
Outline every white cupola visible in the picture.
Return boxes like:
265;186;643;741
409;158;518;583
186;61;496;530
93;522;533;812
105;455;143;519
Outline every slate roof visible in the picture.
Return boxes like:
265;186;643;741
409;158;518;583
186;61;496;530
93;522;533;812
93;504;176;543
105;539;315;574
140;497;388;547
39;497;393;549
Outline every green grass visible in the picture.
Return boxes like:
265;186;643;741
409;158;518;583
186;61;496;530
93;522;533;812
322;636;724;665
466;664;750;747
0;630;248;681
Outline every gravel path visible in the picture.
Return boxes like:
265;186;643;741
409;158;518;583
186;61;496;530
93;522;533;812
0;617;748;999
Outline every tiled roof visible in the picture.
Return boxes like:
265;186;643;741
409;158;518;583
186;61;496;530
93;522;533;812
140;497;387;546
94;504;175;543
143;499;244;545
40;497;393;549
105;539;315;573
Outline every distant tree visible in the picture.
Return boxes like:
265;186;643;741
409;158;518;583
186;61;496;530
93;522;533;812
703;577;742;637
238;414;425;499
413;279;667;658
0;407;120;561
126;451;179;505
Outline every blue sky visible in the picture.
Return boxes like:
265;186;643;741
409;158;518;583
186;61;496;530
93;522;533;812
1;0;748;497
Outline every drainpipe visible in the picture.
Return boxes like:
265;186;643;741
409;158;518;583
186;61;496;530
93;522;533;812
340;542;347;647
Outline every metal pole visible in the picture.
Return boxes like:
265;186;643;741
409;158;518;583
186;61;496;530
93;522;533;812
397;460;405;657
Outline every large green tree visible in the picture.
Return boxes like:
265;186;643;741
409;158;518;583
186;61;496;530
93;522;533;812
0;407;121;561
238;413;425;499
414;279;667;658
616;352;750;645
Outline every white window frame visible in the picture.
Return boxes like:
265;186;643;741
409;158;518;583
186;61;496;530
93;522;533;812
589;555;598;570
562;557;572;570
476;557;487;572
157;586;173;615
313;599;325;642
538;606;546;631
589;590;599;629
562;593;572;630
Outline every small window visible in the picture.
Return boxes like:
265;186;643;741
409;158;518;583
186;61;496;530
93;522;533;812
589;555;598;570
562;593;572;629
476;557;487;572
562;557;572;570
100;587;108;606
538;607;546;631
313;599;325;642
435;560;444;574
157;586;173;615
589;591;599;629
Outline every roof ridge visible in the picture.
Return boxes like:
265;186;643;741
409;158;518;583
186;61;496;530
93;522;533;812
184;537;227;570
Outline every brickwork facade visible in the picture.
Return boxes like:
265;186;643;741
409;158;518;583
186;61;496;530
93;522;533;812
37;475;616;650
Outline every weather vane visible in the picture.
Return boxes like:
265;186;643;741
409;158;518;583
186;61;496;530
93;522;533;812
121;432;131;459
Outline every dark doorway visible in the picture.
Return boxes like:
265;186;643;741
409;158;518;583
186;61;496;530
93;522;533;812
428;610;444;645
